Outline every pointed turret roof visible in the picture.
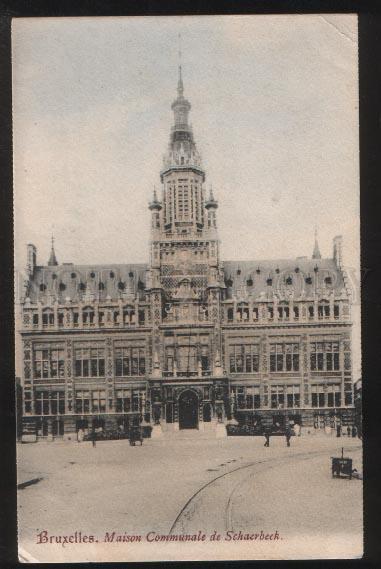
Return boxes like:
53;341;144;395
312;227;322;260
48;235;58;266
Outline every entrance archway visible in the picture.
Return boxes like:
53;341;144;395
179;390;199;429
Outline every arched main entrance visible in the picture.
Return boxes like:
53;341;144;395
178;390;199;429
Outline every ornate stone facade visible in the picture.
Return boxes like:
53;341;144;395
18;68;355;438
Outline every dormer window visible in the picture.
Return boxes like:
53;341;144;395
39;283;46;292
82;307;95;325
118;281;125;291
99;282;105;291
286;277;292;285
129;271;134;278
110;271;115;278
247;278;253;287
256;268;261;274
237;269;241;275
266;278;273;286
79;282;86;291
275;268;280;274
226;279;233;288
52;273;57;280
295;267;299;273
325;276;332;285
90;272;95;278
59;283;66;291
305;276;312;285
71;273;76;279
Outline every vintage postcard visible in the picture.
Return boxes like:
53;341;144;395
13;14;362;562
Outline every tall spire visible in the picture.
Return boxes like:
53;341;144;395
177;33;184;96
48;234;58;266
161;40;204;180
312;227;321;260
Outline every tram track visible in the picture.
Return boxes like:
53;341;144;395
169;444;362;535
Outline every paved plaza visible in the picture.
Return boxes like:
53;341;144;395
18;433;363;562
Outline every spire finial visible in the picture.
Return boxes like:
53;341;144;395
48;232;58;266
177;33;184;96
312;225;322;260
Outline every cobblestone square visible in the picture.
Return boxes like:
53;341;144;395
18;434;363;562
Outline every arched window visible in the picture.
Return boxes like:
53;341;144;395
98;282;105;291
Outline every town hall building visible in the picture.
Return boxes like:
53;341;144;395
18;67;355;439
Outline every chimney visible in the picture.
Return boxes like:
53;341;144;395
333;235;343;267
27;244;37;276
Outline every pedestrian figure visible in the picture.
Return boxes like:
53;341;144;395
347;426;351;437
264;428;270;447
336;424;341;438
352;425;357;438
77;428;84;443
285;427;292;447
91;429;97;447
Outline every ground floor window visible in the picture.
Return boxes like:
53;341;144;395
232;386;260;409
35;390;65;415
115;388;144;413
270;385;284;409
286;385;300;408
311;384;341;407
75;389;106;413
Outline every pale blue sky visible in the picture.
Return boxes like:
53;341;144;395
13;15;358;270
